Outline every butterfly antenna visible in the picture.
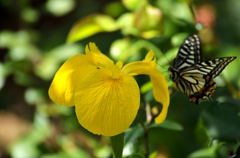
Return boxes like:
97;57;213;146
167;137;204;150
161;71;170;77
157;63;168;70
165;76;171;82
157;49;171;69
160;49;171;65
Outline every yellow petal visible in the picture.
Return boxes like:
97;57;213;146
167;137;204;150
49;54;96;106
75;69;140;136
85;42;113;68
122;50;169;124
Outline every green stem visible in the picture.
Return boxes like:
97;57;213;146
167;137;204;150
110;133;124;158
187;1;196;24
137;111;149;158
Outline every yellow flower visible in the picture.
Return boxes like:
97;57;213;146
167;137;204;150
49;42;169;136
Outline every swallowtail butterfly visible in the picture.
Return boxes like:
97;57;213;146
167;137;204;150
168;34;237;104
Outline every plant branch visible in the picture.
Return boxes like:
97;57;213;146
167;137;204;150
137;104;151;158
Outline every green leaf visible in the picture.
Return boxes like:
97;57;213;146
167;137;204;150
67;14;119;43
41;149;91;158
157;47;178;65
134;4;164;39
126;153;145;158
122;0;146;11
124;125;144;157
188;146;217;158
110;38;132;62
117;13;139;36
201;102;240;142
171;32;189;47
140;81;152;94
157;1;194;23
34;44;83;80
103;2;126;18
110;133;124;158
148;119;183;131
46;0;75;16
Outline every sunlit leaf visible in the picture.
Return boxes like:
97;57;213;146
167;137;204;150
46;0;75;16
135;5;164;39
157;47;178;65
117;13;139;36
140;81;152;94
34;44;83;80
188;146;217;158
67;14;119;43
94;145;112;158
10;138;40;158
24;88;45;105
110;38;131;62
171;32;189;47
122;0;146;11
149;151;157;158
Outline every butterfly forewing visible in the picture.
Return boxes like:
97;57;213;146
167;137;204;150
203;57;236;78
183;57;237;78
174;34;202;69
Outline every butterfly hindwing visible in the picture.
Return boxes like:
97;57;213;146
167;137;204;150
180;72;206;95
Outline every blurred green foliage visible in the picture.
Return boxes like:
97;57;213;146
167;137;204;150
0;0;240;158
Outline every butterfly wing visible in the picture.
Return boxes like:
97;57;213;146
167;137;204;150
177;72;206;96
183;57;237;78
178;56;237;103
173;34;202;69
169;34;237;104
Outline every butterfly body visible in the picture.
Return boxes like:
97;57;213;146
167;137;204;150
169;34;237;104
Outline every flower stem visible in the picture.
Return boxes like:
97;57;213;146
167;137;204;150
143;130;149;158
110;133;124;158
137;110;149;158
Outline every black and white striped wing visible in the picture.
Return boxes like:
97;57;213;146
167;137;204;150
169;34;237;104
173;34;202;69
177;56;236;95
175;73;205;96
183;57;237;78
